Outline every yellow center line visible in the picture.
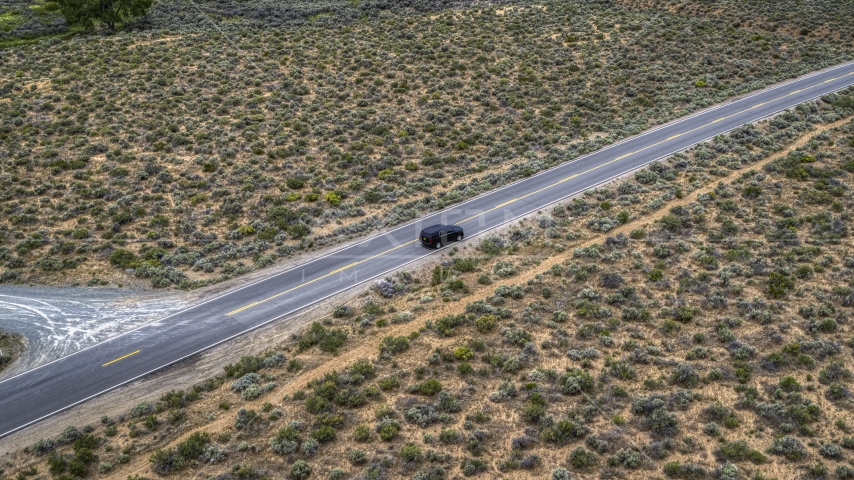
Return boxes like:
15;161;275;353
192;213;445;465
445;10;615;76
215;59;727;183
102;350;140;367
226;240;418;316
226;70;854;317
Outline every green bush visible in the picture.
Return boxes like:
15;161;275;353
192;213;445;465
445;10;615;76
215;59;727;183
432;314;468;337
377;375;400;391
270;427;300;454
454;346;473;361
290;460;312;480
461;458;487;476
768;435;807;460
149;448;183;474
411;379;443;396
542;419;588;444
298;322;348;354
767;272;795;298
377;417;401;441
353;424;372;442
350;360;376;379
109;249;138;269
176;432;209;461
718;439;766;464
778;376;801;392
568;447;597;469
224;355;261;378
400;443;423;462
475;314;497;332
379;335;410;357
312;426;336;443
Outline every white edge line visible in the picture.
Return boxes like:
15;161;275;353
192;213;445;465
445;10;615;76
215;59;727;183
2;80;852;439
1;61;852;385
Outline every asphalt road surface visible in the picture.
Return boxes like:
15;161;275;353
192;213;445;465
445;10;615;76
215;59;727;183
2;61;854;439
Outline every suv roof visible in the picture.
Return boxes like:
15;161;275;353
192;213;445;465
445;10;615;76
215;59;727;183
420;224;448;235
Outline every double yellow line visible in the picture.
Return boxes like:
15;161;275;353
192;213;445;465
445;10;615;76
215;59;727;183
223;69;854;317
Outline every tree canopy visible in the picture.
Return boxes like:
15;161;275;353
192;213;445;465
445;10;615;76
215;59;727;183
58;0;152;31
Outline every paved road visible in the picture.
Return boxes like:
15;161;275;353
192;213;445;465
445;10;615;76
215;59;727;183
2;61;853;439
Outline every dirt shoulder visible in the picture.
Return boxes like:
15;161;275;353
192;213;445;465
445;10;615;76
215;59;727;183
0;330;25;376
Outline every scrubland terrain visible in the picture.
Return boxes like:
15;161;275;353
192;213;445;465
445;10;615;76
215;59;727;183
3;94;854;479
1;0;853;290
3;0;854;479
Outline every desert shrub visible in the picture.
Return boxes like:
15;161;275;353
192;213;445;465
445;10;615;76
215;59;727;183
609;361;637;380
718;440;766;464
400;443;423;463
377;417;401;441
129;402;154;418
819;361;853;384
714;462;738;480
109;249;138;269
826;382;851;401
768;435;807;460
649;407;679;435
298;322;348;354
379;335;410;357
522;392;548;423
475;314;497;332
301;437;319;456
664;461;709;479
702;402;739;426
671;364;700;387
819;442;842;458
552;468;570;480
33;438;57;455
201;443;226;464
230;373;259;392
439;428;462;444
410;379;443;396
767;272;795;298
270;427;300;454
542;418;588;444
461;458;487;476
290;460;312;480
224;355;262;378
431;314;468;337
806;463;828;478
493;261;517;277
778;376;801;392
350;360;376;380
568;447;597;469
312;426;336;443
234;408;258;430
489;380;518;402
609;448;644;469
837;464;854;479
378;375;400;391
454;346;474;361
560;368;595;395
685;347;708;360
353;424;372;442
501;326;532;346
349;449;367;465
149;448;184;474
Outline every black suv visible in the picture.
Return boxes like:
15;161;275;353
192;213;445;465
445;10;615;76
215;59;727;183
419;224;463;248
